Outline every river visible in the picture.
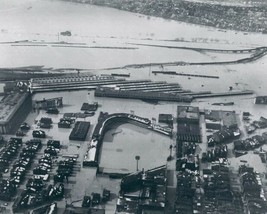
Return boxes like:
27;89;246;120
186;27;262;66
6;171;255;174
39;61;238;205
0;0;266;70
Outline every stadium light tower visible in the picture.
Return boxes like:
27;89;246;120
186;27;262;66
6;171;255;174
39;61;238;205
135;155;140;171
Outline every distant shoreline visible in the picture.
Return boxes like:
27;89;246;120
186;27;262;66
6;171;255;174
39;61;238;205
59;0;267;33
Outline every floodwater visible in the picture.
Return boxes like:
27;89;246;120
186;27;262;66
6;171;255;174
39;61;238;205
0;0;266;70
0;0;266;97
100;122;171;174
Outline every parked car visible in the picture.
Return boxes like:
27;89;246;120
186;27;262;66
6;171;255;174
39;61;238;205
47;140;60;149
20;123;30;131
33;167;48;175
56;169;71;176
58;160;74;169
16;131;25;137
26;178;45;191
34;174;49;182
82;196;91;207
20;151;35;159
84;111;95;117
10;175;24;185
58;120;71;128
13;160;30;169
32;130;46;138
40;123;52;129
39;162;52;170
10;167;26;177
91;193;101;206
39;158;52;165
53;174;64;183
46;108;59;114
44;147;58;156
102;189;111;202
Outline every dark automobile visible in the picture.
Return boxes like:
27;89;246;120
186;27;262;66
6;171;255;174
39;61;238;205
39;158;52;165
32;130;46;138
20;122;30;131
44;147;58;156
14;160;30;169
58;160;74;169
10;175;24;185
66;157;77;164
91;193;101;206
26;139;41;146
23;146;38;153
34;174;49;182
0;158;9;166
47;140;60;149
33;167;48;175
40;123;52;129
46;108;59;114
20;151;35;158
60;117;75;124
102;189;111;202
55;183;64;198
82;196;91;207
2;150;16;159
39;163;52;170
26;178;45;190
41;153;51;159
0;180;16;201
56;169;72;176
58;121;71;128
84;111;95;117
53;174;64;182
10;167;26;177
15;131;25;137
9;137;23;146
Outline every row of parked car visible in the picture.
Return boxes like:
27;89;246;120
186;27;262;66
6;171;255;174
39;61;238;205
33;140;61;182
9;139;42;188
54;157;76;183
82;189;111;208
58;117;75;128
0;138;42;201
12;138;64;212
13;182;64;211
0;138;22;173
0;179;17;201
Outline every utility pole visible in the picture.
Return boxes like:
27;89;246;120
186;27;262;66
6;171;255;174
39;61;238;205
167;144;173;161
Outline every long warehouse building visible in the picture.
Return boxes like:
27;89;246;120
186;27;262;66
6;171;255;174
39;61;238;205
0;92;32;134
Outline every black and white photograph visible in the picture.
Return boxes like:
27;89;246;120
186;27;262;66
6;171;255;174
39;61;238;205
0;0;266;213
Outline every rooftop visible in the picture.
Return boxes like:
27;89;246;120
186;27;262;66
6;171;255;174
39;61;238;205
31;74;119;85
205;110;237;128
0;92;29;123
177;106;200;120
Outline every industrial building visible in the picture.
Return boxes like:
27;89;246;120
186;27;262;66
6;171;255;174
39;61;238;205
158;114;173;127
95;87;193;103
176;106;201;143
205;110;238;130
0;92;32;134
30;74;126;93
32;97;63;110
